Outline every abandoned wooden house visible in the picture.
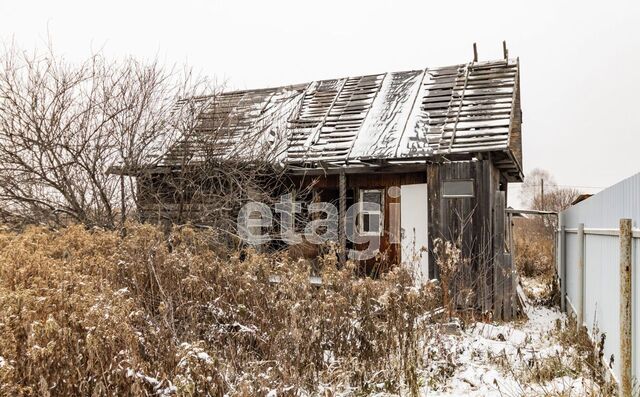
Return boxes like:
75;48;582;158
115;57;523;318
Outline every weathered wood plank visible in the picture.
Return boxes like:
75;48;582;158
493;190;506;319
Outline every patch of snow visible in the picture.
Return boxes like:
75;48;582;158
521;276;550;301
115;287;129;296
472;323;528;345
421;306;596;396
196;351;213;364
323;349;335;365
350;70;424;159
177;343;216;369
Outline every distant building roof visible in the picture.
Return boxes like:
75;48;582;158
571;194;593;205
150;59;523;180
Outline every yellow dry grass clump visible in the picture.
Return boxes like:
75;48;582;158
0;224;440;396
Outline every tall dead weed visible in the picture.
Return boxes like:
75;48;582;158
0;224;440;396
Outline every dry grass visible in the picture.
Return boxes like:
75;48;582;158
513;218;558;305
484;315;617;396
514;219;554;279
0;224;441;396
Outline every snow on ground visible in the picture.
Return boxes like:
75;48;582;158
420;305;598;397
520;276;552;303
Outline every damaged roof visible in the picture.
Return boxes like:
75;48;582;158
155;58;523;181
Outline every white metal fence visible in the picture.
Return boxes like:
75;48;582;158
557;172;640;393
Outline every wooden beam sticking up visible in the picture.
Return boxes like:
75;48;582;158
473;42;478;62
503;40;509;60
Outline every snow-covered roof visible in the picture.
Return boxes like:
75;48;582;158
156;58;522;179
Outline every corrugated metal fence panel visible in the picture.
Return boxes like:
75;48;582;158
562;173;640;230
564;232;580;313
558;171;640;384
584;234;621;378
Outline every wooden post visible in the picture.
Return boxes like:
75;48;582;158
493;191;506;319
577;223;585;328
619;218;632;397
120;173;127;237
559;218;567;312
509;212;516;319
338;170;347;265
505;252;513;320
473;43;478;63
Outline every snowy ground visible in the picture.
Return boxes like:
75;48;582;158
520;276;553;304
108;278;604;397
416;279;603;397
420;306;598;396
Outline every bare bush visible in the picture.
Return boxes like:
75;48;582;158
0;44;314;244
520;168;581;232
432;238;463;318
0;44;209;229
131;85;318;241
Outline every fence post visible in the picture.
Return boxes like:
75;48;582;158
620;218;632;397
577;223;585;328
560;220;566;313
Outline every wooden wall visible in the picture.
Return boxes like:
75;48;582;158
426;160;504;312
292;171;427;274
509;75;523;171
136;162;516;316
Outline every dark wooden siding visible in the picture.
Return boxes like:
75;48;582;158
509;75;523;172
135;161;515;316
427;160;502;311
136;161;516;314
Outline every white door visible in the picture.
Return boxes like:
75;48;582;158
400;183;429;282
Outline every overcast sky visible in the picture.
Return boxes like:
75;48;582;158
1;0;639;206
